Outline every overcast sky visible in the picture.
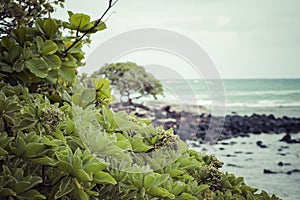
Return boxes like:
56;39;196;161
55;0;300;79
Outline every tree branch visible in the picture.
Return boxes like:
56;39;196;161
63;0;118;56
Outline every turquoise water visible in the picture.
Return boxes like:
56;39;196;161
157;79;300;117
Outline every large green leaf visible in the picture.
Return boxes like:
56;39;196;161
70;13;91;29
93;171;117;185
54;177;74;199
25;58;49;78
1;36;13;49
43;18;58;38
148;187;175;199
0;147;8;156
18;190;46;200
59;67;76;82
130;137;153;153
43;55;61;69
30;156;57;166
39;40;58;55
11;27;28;44
8;44;22;63
13;61;25;72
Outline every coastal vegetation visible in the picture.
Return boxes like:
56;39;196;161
92;62;164;105
0;0;280;199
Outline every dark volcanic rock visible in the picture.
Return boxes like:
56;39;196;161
264;169;278;174
279;133;300;144
278;161;291;167
227;163;243;168
256;141;268;148
287;169;300;175
118;103;300;142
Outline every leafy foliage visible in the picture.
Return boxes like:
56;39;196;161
92;62;164;104
0;0;65;35
0;0;281;199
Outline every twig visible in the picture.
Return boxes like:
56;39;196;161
63;0;118;56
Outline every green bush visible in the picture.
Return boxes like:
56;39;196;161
0;0;281;199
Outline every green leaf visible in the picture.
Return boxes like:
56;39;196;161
43;18;58;38
54;177;74;199
59;67;76;82
148;187;175;199
81;88;95;103
24;143;47;158
35;18;45;34
84;160;108;174
19;190;46;200
0;61;13;73
196;184;210;194
95;21;106;31
0;147;8;156
8;44;22;62
14;176;42;194
171;181;186;196
93;171;117;185
13;61;25;72
30;156;57;166
25;58;48;78
178;192;198;200
75;169;92;182
169;169;185;178
130;137;153;153
11;27;27;43
43;54;61;69
72;186;89;200
13;119;36;131
144;173;169;189
0;188;16;196
46;69;58;84
70;13;91;29
1;36;13;49
39;40;58;55
52;130;66;144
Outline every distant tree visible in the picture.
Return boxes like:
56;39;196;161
92;62;164;104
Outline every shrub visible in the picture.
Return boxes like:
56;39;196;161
0;0;281;199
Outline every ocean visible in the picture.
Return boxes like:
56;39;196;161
155;78;300;117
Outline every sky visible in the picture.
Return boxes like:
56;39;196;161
55;0;300;79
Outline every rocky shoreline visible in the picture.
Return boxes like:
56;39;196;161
151;105;300;143
112;103;300;143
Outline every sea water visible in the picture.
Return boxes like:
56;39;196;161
190;133;300;200
155;78;300;117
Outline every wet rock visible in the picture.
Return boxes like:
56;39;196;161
279;133;292;143
279;133;300;144
234;151;243;154
225;154;236;157
264;169;277;174
227;163;243;168
256;141;268;148
287;169;300;175
278;161;291;166
277;153;286;156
